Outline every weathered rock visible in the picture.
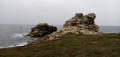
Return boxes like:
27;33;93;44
63;13;99;34
27;23;57;37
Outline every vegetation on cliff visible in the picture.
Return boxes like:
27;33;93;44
0;33;120;57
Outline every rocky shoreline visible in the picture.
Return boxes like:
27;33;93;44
26;13;102;45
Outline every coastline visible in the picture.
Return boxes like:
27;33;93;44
0;33;120;49
0;42;27;49
0;33;120;57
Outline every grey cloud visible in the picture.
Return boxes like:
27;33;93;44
0;0;120;26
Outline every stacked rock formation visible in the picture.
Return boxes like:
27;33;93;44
27;23;57;37
47;13;101;41
63;13;99;34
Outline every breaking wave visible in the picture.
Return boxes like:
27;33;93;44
11;33;27;38
0;33;32;49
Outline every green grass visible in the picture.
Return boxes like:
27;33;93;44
0;33;120;57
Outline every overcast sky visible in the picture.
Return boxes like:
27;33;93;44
0;0;120;26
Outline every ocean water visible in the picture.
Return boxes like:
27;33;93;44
0;24;34;48
99;26;120;33
0;24;120;48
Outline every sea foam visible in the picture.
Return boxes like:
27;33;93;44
11;33;27;38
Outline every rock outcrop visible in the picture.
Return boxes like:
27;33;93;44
47;13;101;41
27;23;57;37
63;13;99;34
27;13;101;44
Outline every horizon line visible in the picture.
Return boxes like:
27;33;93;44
0;24;120;26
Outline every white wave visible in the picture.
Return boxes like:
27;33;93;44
16;42;27;46
11;33;27;38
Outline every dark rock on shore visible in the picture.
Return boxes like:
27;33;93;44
27;23;57;37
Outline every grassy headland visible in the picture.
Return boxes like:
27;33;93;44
0;33;120;57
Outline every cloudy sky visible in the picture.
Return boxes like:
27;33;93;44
0;0;120;26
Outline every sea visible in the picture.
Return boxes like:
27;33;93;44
0;24;120;49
